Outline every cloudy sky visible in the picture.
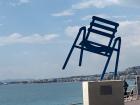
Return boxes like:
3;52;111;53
0;0;140;80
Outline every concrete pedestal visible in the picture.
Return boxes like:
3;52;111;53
83;80;124;105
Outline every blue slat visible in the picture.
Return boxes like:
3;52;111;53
91;22;117;32
92;16;119;27
88;28;114;38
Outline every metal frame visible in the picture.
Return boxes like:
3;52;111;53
62;16;121;80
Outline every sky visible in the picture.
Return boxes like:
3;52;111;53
0;0;140;80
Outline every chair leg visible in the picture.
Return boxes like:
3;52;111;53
100;55;112;80
62;45;75;69
114;49;120;79
79;48;84;66
113;37;121;79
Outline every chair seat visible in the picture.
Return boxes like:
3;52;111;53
79;40;112;55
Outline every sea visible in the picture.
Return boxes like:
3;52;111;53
0;80;136;105
0;82;83;105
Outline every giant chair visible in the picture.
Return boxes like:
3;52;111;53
62;16;121;80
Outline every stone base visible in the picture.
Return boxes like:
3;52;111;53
83;80;124;105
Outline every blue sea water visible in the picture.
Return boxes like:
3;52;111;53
0;82;83;105
0;80;135;105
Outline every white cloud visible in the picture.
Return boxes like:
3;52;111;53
81;14;110;20
0;24;3;26
72;0;120;9
119;21;140;36
81;14;128;21
19;0;30;4
52;0;120;17
65;26;80;37
112;16;127;19
1;16;6;19
118;21;140;47
10;0;31;6
52;9;74;17
52;0;140;17
121;0;140;7
0;33;59;46
81;14;127;21
72;0;140;10
81;15;93;20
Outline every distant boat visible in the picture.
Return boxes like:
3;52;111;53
3;82;8;85
0;82;8;85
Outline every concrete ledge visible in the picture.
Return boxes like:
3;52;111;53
83;80;124;105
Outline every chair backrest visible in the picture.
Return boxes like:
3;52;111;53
86;16;119;47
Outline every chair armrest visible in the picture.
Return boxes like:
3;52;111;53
114;37;121;43
112;37;121;51
73;26;86;45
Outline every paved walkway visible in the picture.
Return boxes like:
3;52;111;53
125;100;140;105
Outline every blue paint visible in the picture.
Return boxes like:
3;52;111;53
62;16;121;80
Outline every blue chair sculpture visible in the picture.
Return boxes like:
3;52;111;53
62;16;121;80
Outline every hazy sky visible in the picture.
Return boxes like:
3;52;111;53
0;0;140;80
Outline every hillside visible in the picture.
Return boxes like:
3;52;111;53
119;66;140;76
